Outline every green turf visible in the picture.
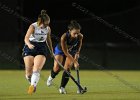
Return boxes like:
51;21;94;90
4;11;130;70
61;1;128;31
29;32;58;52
0;70;140;100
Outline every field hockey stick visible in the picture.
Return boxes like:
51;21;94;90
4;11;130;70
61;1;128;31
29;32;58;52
46;41;87;94
67;60;81;93
76;67;81;93
54;57;87;94
73;54;81;93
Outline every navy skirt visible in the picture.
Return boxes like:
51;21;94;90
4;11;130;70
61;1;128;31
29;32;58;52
22;41;49;58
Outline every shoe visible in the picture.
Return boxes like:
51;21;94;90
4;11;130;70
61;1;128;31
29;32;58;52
33;86;36;93
47;75;53;86
28;85;35;94
59;87;67;94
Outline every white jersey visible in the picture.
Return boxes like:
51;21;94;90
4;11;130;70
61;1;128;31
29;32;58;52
29;22;49;42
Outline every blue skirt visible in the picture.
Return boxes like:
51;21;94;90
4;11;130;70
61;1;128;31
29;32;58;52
54;45;77;56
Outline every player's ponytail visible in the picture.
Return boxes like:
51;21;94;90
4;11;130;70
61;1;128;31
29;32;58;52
41;10;46;16
68;20;81;30
37;9;50;25
70;20;78;24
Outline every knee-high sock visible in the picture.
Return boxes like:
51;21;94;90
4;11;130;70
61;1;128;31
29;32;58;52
25;75;32;84
31;71;40;87
60;71;70;88
51;69;59;78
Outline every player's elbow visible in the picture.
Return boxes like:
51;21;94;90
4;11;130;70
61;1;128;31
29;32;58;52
24;36;27;42
24;36;29;44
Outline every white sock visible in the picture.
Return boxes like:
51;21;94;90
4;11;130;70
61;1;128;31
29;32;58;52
25;75;31;84
31;71;40;87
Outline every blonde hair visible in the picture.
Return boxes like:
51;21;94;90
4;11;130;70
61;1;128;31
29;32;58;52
37;10;50;26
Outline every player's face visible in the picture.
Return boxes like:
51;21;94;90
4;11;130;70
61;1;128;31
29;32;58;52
40;20;50;28
43;20;50;27
70;29;80;38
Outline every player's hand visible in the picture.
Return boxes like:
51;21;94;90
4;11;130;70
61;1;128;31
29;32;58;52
74;60;79;69
28;44;35;49
50;52;55;58
67;53;79;68
74;53;79;60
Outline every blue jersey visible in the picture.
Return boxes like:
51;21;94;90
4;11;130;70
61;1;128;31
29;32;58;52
54;32;80;56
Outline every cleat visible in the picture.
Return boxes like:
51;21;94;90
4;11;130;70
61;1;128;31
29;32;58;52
28;85;35;95
47;75;53;86
59;87;67;94
33;86;36;93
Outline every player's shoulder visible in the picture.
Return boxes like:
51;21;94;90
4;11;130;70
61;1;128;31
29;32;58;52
29;22;37;30
31;22;37;27
27;22;35;30
79;33;83;39
62;33;67;37
61;33;67;40
47;26;51;30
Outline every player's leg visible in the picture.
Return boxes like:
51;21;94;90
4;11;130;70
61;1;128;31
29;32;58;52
59;57;73;94
47;55;63;86
23;56;34;83
28;55;46;94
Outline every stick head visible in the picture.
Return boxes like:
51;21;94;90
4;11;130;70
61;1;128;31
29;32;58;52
81;87;87;94
77;87;87;94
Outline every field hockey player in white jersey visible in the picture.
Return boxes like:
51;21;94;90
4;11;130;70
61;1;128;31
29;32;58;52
22;10;53;94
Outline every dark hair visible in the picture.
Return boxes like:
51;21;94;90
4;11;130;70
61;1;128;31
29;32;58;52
68;20;81;30
37;10;50;25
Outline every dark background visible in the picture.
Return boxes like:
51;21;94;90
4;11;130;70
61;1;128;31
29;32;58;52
0;0;140;69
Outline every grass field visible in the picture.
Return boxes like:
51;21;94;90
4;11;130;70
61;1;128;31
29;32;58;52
0;70;140;100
